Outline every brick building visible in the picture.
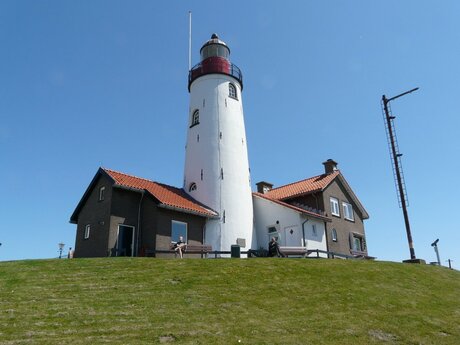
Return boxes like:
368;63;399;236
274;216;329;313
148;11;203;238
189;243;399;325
70;168;217;258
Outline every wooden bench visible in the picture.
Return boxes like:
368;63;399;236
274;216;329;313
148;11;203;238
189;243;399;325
279;246;311;257
169;243;212;258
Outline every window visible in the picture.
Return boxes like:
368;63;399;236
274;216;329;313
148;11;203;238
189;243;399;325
268;226;280;243
350;233;366;252
353;237;361;251
201;44;230;60
189;182;197;192
190;109;199;127
330;197;340;216
268;226;277;233
312;224;317;237
229;83;237;99
84;224;90;239
343;202;354;221
99;186;105;201
171;220;187;243
331;228;338;242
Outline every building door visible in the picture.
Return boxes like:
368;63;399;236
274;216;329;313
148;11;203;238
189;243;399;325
284;226;300;247
117;225;135;257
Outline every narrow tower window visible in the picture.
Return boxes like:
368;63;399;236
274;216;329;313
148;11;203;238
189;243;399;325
190;109;199;127
221;168;224;179
201;169;203;181
189;183;197;192
229;83;237;99
197;134;199;142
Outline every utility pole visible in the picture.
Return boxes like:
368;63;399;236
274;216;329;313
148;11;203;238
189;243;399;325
382;88;419;261
447;259;453;270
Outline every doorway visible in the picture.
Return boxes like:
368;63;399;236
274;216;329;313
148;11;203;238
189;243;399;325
284;225;300;247
117;225;135;256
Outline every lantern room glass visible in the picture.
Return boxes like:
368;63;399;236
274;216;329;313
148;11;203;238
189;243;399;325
201;44;229;61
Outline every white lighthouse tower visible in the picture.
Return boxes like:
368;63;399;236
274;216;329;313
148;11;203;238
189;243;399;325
184;34;254;253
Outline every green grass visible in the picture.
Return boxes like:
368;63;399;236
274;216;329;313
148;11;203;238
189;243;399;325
0;258;459;344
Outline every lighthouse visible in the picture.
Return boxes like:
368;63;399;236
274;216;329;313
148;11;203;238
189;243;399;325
184;34;254;253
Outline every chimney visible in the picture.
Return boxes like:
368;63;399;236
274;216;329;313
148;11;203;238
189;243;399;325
322;159;338;174
256;181;273;194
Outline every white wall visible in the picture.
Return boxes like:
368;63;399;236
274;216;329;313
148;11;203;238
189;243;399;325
184;74;253;252
253;195;328;257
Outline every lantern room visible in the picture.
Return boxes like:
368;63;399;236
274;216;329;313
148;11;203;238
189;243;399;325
188;34;243;91
200;34;230;60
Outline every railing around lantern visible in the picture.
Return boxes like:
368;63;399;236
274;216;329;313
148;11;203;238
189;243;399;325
188;61;243;91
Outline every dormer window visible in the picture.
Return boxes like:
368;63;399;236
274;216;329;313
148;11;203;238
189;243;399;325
190;109;199;127
99;186;105;201
229;83;237;99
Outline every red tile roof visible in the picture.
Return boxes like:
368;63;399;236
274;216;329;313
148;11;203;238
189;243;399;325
265;171;340;200
253;192;331;221
102;168;218;218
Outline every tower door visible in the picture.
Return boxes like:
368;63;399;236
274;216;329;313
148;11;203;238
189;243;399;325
284;226;300;247
117;225;135;257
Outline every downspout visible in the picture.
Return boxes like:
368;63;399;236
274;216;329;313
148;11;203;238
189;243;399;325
136;190;145;256
324;221;330;258
301;219;309;248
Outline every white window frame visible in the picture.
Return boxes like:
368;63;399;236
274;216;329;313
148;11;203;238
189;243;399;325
84;224;90;239
331;228;338;242
117;224;135;257
99;186;105;201
229;83;238;99
343;202;354;221
330;197;340;217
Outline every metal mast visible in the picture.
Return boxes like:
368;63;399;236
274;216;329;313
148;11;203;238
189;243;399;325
381;87;418;260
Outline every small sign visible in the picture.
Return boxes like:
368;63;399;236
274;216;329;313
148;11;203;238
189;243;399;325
236;238;246;248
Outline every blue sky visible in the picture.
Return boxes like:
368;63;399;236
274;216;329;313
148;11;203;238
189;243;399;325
1;1;459;268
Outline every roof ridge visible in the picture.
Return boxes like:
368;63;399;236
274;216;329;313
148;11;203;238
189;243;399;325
102;167;164;186
268;170;340;192
253;192;330;221
102;167;218;217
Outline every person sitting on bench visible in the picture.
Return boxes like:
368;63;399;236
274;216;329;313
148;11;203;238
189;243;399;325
268;237;283;257
173;236;186;258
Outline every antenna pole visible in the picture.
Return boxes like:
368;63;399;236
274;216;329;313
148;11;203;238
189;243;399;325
188;11;192;71
381;88;419;261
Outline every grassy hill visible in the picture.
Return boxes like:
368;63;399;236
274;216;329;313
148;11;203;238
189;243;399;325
0;258;459;345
